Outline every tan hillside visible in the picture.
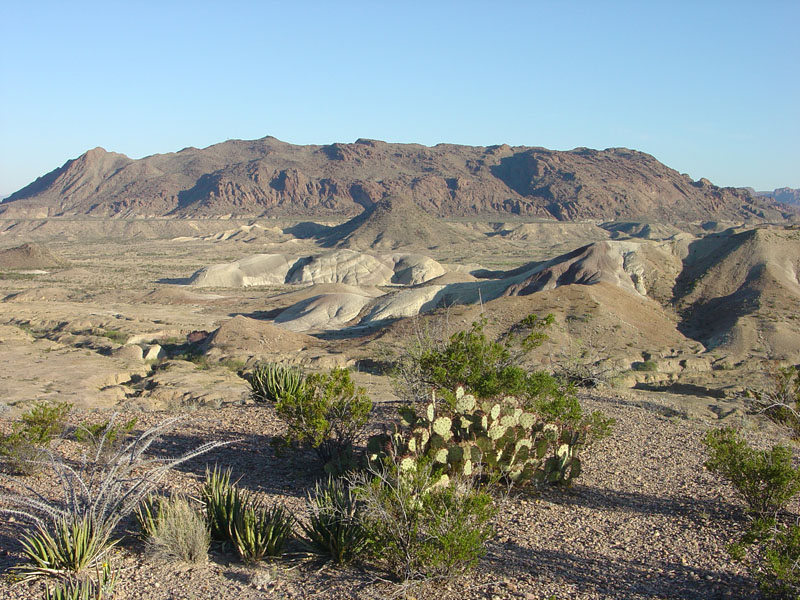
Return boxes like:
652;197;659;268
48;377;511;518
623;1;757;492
0;243;69;269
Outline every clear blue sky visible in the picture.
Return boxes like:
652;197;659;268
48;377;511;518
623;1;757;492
1;1;798;196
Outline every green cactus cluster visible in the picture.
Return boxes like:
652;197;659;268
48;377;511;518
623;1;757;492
367;387;584;487
248;362;306;403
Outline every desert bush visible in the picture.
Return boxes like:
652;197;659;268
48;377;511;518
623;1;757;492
42;562;116;600
1;417;225;579
749;365;800;438
73;417;137;456
632;360;658;372
299;476;367;565
728;517;800;599
0;401;71;475
704;427;800;598
200;466;293;562
352;458;495;581
367;387;594;489
144;495;210;564
703;427;800;519
412;314;554;403
274;367;372;473
248;362;306;403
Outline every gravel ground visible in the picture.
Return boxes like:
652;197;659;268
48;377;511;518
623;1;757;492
0;390;791;600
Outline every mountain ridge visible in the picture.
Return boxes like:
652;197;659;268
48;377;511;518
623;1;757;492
1;137;786;222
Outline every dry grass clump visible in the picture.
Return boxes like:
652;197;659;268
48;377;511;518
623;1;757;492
145;495;210;564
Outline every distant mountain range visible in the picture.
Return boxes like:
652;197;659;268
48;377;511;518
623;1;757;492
0;137;789;222
751;187;800;206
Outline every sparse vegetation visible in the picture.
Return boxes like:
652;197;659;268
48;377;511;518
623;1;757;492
1;417;225;582
632;360;658;372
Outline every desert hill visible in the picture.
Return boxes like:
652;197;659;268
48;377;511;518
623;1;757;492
754;187;800;206
1;137;784;222
675;227;800;362
0;243;69;269
317;194;479;250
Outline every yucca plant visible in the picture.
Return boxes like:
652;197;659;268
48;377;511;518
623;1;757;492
231;501;294;563
15;515;116;580
43;562;116;600
248;363;305;403
134;494;165;540
299;477;366;564
201;466;243;542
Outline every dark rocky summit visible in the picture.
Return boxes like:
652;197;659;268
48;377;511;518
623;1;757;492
1;137;785;221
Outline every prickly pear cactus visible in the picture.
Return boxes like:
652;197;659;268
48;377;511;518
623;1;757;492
367;388;587;487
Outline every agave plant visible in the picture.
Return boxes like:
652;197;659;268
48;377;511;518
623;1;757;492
231;501;294;563
15;515;116;580
201;466;243;542
299;477;366;564
201;466;293;562
43;562;116;600
248;363;305;403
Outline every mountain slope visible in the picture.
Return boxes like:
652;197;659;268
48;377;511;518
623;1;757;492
1;137;783;221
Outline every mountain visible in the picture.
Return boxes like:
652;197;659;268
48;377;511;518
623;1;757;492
0;137;785;221
753;187;800;206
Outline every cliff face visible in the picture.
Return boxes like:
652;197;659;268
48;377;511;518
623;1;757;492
0;137;782;221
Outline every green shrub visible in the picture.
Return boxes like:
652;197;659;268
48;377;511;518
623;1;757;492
704;427;800;598
299;477;367;565
73;417;137;456
413;314;554;403
728;517;800;599
632;360;658;372
0;401;72;474
145;495;210;564
353;458;495;581
15;515;116;580
274;367;372;473
248;362;306;403
702;427;800;518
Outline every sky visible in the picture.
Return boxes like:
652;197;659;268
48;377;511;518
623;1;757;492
1;1;798;196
